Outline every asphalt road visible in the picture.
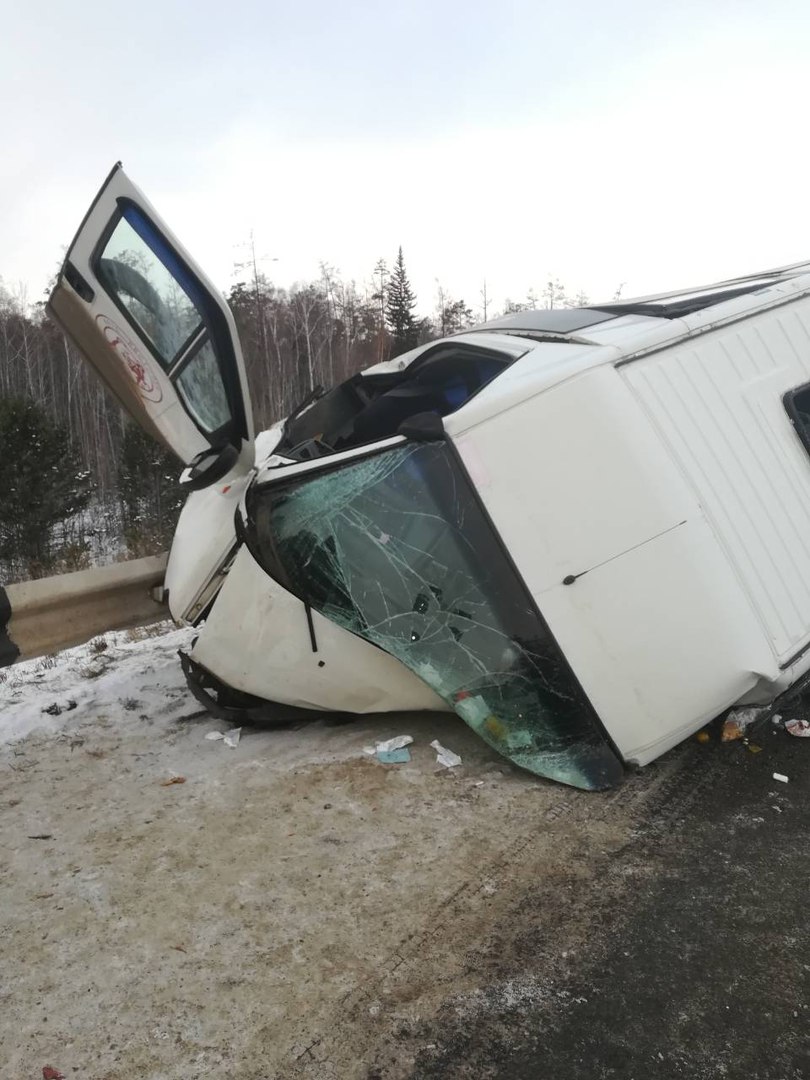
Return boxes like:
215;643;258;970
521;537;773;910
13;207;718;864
404;719;810;1080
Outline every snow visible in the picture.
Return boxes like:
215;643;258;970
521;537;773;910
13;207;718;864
0;622;195;745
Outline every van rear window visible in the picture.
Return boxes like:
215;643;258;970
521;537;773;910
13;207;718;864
784;384;810;454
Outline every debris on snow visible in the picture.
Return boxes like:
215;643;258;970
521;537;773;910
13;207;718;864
205;727;242;747
377;747;411;764
41;700;77;717
0;623;194;746
374;735;413;753
722;707;768;742
722;718;745;742
431;739;462;768
362;734;414;763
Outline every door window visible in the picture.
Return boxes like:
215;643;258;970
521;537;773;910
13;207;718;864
97;207;202;367
95;202;235;441
175;340;232;434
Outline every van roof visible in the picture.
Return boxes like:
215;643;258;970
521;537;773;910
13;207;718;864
473;259;810;340
445;260;810;433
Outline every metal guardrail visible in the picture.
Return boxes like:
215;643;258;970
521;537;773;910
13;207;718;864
0;553;169;666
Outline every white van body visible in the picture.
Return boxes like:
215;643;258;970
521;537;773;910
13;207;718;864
48;164;810;789
453;278;810;765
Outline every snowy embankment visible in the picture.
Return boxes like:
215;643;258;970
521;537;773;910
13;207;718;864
0;623;194;745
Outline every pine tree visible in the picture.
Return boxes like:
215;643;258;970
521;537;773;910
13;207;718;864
385;247;419;355
0;397;92;573
435;284;474;336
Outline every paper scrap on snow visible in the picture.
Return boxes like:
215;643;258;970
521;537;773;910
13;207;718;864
205;727;241;747
375;735;413;753
362;734;414;764
431;739;462;768
785;719;810;738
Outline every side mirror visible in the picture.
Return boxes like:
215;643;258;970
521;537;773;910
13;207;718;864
180;443;240;491
397;412;445;442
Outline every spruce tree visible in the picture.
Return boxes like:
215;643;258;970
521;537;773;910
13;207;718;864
385;247;419;355
0;397;92;572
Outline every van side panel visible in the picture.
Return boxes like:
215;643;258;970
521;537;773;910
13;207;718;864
621;300;810;664
454;366;775;764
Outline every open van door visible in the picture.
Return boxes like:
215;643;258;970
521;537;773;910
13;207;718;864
48;163;254;490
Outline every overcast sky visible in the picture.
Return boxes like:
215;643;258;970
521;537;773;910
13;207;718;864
3;0;810;316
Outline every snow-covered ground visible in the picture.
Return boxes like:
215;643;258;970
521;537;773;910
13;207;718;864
1;616;805;1077
2;618;588;1079
0;622;194;744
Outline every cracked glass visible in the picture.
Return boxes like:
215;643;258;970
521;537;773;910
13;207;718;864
248;443;623;790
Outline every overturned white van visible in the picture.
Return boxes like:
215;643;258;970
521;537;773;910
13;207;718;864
48;164;810;790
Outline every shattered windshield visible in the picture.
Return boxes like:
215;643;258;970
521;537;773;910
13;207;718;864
247;443;623;790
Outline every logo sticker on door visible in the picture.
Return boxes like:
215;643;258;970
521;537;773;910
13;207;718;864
96;314;163;404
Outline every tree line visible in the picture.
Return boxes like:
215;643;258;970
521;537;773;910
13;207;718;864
0;251;593;580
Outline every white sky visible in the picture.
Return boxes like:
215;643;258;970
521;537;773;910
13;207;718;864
3;0;810;316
